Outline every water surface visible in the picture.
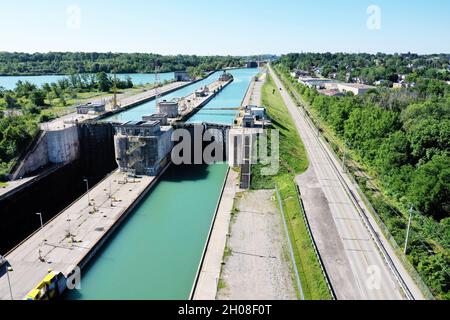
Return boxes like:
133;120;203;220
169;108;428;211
66;68;257;300
0;72;174;90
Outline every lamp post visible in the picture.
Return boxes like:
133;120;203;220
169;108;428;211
1;256;14;300
36;212;43;229
36;212;47;242
83;178;90;206
6;266;13;300
404;206;414;255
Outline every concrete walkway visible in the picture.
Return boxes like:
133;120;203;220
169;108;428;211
41;81;188;131
0;170;161;300
192;169;238;300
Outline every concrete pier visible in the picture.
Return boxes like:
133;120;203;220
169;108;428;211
177;78;233;122
0;167;168;300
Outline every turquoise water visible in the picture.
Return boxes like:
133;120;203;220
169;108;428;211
0;72;174;90
66;164;228;300
66;68;257;300
104;68;258;125
187;68;257;125
103;71;222;123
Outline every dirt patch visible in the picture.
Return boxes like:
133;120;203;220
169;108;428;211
217;190;297;300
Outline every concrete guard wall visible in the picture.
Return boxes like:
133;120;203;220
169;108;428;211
11;131;49;179
47;126;80;164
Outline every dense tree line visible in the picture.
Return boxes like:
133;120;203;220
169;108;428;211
276;55;449;299
282;52;450;84
0;52;245;75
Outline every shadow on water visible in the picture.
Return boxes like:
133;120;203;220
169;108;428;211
163;164;210;183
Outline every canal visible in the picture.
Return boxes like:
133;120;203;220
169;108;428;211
65;68;258;300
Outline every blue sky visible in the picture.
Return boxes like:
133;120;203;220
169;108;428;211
0;0;449;55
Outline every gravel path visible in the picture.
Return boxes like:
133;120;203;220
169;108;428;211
217;190;297;300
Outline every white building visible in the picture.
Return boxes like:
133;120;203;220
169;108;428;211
337;83;375;95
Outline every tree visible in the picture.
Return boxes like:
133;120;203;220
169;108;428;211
408;154;450;220
96;72;111;92
30;90;46;106
406;118;450;163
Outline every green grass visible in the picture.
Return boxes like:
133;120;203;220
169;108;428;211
251;75;308;189
218;279;227;290
251;74;332;300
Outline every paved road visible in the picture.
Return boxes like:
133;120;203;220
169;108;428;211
269;66;424;300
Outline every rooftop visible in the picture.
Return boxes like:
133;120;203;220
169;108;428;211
339;83;376;89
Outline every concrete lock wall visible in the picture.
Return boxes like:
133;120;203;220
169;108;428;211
47;126;80;164
1;123;118;253
11;131;50;179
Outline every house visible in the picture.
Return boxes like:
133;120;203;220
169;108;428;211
313;67;323;76
393;82;404;89
374;79;390;86
329;72;338;79
299;77;337;89
290;69;310;78
393;81;415;89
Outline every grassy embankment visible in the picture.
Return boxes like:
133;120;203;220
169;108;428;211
251;74;332;300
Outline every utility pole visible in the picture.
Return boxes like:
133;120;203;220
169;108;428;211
342;141;347;171
112;73;118;110
404;206;414;254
